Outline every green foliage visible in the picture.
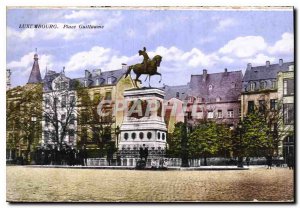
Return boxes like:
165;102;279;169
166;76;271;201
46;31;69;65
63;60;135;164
6;84;43;160
166;122;183;157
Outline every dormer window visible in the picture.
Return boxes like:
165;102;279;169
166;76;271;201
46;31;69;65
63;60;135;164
176;92;179;98
272;80;277;89
188;96;193;103
260;81;266;90
216;97;221;102
231;82;236;89
96;78;99;86
107;77;112;84
84;80;88;87
250;82;256;91
60;82;67;90
209;85;213;90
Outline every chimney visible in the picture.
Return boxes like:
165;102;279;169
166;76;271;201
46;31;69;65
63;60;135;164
247;63;252;70
203;69;207;82
85;70;91;79
279;59;283;67
122;63;127;71
266;61;270;67
224;68;228;75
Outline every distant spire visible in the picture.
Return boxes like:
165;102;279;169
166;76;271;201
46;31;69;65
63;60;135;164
27;49;42;84
62;66;65;74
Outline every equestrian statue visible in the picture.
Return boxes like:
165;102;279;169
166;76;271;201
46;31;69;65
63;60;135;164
125;47;162;87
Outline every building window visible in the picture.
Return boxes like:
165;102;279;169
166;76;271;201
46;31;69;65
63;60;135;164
250;82;256;91
270;99;278;111
44;131;49;142
84;80;88;87
60;82;66;90
176;92;179;98
197;97;202;103
162;133;165;140
105;91;112;100
259;100;265;113
209;85;213;91
147;132;152;139
70;114;75;124
238;108;241;117
61;95;66;107
217;110;222;118
227;110;234;118
107;77;112;84
45;97;50;108
283;103;294;125
131;132;136;140
139;132;144;139
187;112;192;119
216;97;221;102
188;96;193;103
157;132;161;139
260;81;266;90
272;80;277;89
283;79;294;96
124;133;128;140
248;101;255;113
69;130;75;143
208;111;214;119
231;82;236;89
96;79;99;86
45;116;49;127
61;114;66;121
70;95;75;104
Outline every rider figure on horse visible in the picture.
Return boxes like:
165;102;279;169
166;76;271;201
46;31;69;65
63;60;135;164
138;47;150;73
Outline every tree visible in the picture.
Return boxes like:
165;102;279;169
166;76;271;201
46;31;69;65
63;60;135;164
166;123;182;158
188;121;220;166
76;83;115;158
43;88;77;150
6;84;43;163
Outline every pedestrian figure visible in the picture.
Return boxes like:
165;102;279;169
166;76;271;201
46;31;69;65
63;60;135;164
246;157;250;167
266;154;272;169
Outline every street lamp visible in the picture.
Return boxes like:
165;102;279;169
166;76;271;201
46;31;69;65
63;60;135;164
237;122;244;168
115;125;121;166
115;125;120;148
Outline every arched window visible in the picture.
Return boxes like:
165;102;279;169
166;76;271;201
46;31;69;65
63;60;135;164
162;133;165;140
157;132;161;139
131;132;136;140
147;132;152;139
139;132;144;139
124;133;128;140
209;85;213;90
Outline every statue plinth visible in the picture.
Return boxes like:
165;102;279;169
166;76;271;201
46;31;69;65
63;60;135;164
118;88;168;166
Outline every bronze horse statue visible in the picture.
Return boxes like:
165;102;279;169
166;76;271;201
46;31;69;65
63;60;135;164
125;55;162;87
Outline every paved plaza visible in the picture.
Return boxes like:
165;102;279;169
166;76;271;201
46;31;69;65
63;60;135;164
6;166;294;202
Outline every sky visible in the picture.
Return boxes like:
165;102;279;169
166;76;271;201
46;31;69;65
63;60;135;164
6;8;294;87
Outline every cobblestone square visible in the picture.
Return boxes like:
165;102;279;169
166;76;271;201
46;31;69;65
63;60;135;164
6;166;294;202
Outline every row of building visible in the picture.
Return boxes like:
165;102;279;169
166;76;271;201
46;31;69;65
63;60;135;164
6;52;294;159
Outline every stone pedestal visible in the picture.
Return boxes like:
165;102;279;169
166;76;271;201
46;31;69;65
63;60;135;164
118;88;167;166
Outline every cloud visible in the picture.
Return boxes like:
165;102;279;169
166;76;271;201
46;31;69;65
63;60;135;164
244;53;276;66
7;27;36;40
215;18;238;31
65;46;138;72
64;10;97;19
219;36;267;58
269;32;294;55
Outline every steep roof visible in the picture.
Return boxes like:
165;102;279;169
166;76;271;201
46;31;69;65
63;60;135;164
189;70;243;102
74;69;125;87
27;53;42;84
243;61;294;82
163;84;189;100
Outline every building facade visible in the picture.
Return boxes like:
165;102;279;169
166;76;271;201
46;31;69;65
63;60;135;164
277;65;294;157
164;68;243;131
